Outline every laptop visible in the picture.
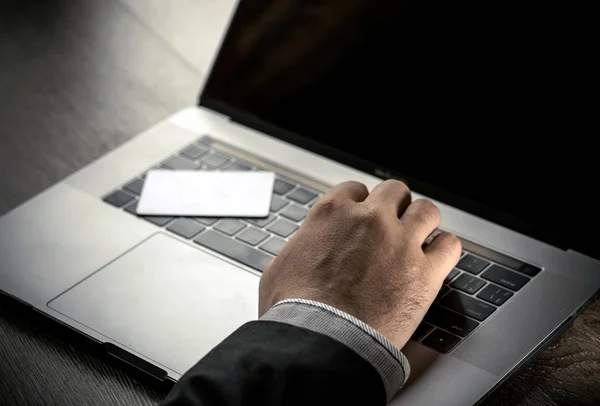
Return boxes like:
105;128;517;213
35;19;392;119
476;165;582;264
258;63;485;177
1;0;598;405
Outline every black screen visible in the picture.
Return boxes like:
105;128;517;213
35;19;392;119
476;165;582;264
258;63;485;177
201;0;597;258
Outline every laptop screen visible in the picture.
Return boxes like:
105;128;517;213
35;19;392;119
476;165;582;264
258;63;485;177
200;0;596;258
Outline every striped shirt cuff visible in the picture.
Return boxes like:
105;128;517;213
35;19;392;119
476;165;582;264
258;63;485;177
260;298;410;401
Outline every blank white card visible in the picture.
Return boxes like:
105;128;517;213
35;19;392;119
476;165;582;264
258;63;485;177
137;170;275;217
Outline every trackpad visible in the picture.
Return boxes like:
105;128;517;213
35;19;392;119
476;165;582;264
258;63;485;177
49;233;260;375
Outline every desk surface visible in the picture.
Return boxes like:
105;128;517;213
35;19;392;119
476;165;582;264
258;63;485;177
1;1;599;405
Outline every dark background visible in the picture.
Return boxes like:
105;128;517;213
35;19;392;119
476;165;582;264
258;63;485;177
1;1;599;405
203;0;598;258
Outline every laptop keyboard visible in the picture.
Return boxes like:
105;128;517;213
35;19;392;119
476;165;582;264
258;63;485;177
102;136;542;354
412;250;541;352
102;137;322;270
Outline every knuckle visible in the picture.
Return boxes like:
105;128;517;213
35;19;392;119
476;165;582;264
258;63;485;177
333;180;368;198
406;259;425;275
312;197;338;215
342;180;368;191
361;205;385;225
447;233;462;250
415;198;441;222
446;234;462;257
437;233;462;257
383;179;410;193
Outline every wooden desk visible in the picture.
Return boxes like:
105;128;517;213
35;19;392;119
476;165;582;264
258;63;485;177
1;1;599;405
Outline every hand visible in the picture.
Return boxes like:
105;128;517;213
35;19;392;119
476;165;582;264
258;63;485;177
259;180;461;349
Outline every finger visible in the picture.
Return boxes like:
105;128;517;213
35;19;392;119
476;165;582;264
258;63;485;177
400;198;442;244
323;181;369;202
364;179;411;216
423;232;462;281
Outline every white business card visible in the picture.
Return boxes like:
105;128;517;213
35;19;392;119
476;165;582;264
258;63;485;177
137;170;275;217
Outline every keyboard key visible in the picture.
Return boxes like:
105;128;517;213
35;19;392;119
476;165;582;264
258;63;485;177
144;216;173;227
260;237;287;256
122;200;173;226
440;291;496;321
103;190;135;207
518;264;542;277
451;274;487;294
267;219;299;237
201;152;229;168
424;305;479;337
214;219;246;236
477;284;514;306
288;187;318;204
162;155;201;170
422;329;461;353
167;219;205;239
222;161;252;171
194;230;273;272
196;217;219;226
270;195;288;212
435;286;450;302
482;265;529;291
237;227;269;246
280;204;308;222
180;144;209;160
444;268;460;284
247;214;276;228
457;254;490;275
123;178;144;195
273;179;295;195
124;200;172;226
124;200;139;214
411;322;434;341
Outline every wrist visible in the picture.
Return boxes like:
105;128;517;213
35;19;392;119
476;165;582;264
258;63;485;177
263;298;411;401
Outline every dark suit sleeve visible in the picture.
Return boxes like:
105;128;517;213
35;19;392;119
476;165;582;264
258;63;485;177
160;301;409;406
